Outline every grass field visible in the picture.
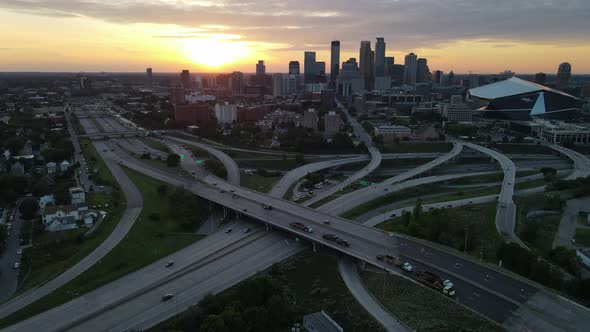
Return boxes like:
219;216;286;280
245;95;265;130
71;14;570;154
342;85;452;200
361;270;502;331
240;173;281;193
515;178;547;190
79;139;116;186
140;138;171;154
0;168;205;328
518;215;561;254
575;228;590;246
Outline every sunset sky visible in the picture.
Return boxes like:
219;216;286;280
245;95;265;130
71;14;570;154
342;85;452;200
1;0;589;74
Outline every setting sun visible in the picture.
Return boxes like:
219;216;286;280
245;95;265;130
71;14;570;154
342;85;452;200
182;37;252;69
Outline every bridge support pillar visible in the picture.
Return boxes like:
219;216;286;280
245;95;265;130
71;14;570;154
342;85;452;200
266;223;270;232
312;242;317;252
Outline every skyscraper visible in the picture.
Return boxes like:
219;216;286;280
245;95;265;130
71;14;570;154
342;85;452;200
256;60;266;76
433;70;444;85
146;68;153;89
557;62;571;88
180;70;191;91
230;71;244;95
403;53;417;85
447;70;455;86
289;61;301;91
534;72;547;85
337;58;363;96
330;40;340;85
374;37;386;78
359;41;374;90
416;58;430;83
272;73;286;97
304;51;317;84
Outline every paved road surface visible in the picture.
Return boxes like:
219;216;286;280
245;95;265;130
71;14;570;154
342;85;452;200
553;198;590;249
0;205;23;302
339;256;412;332
547;144;590;179
304;100;383;206
164;135;240;185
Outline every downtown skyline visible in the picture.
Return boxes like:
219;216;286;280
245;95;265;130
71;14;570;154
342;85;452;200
0;0;589;73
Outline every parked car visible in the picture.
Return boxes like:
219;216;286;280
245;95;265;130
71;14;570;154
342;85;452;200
401;262;413;272
13;262;20;269
16;249;22;255
225;228;232;233
164;261;174;268
161;293;174;301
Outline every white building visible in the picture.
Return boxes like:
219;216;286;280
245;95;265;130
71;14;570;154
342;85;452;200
214;102;238;124
59;160;71;173
42;204;96;232
374;124;412;142
46;162;57;174
531;119;590;145
69;187;86;205
39;195;55;210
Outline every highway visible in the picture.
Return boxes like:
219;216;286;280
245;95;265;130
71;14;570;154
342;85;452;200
3;223;304;332
464;143;519;244
319;143;465;214
303;100;383;206
547;144;590;179
163;135;241;185
111;148;590;330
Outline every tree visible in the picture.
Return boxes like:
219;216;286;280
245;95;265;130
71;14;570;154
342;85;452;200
295;153;305;166
157;184;168;196
19;198;38;220
166;153;181;167
200;314;227;332
54;184;70;205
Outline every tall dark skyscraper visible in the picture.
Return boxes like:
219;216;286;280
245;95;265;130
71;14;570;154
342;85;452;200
447;70;455;86
403;53;417;85
359;41;374;90
304;51;317;84
180;69;190;91
433;70;443;85
556;62;571;88
374;37;386;78
534;72;547;85
416;58;430;83
289;60;301;89
146;68;153;89
230;71;244;95
384;56;394;76
256;60;266;76
330;40;340;84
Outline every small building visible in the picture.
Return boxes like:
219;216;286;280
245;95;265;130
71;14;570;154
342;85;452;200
303;311;343;332
374;124;412;142
46;162;57;174
10;162;25;176
69;187;85;205
39;194;55;210
59;160;71;172
42;204;95;232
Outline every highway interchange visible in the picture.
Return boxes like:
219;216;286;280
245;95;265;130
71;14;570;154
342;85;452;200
3;107;590;331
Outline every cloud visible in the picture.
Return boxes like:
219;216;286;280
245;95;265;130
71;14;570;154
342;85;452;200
0;0;589;52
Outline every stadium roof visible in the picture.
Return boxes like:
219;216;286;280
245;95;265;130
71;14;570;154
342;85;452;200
469;77;578;100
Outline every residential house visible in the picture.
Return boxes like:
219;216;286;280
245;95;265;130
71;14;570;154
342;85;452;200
42;204;97;232
46;162;57;174
69;187;85;204
59;160;71;173
10;162;24;176
39;194;55;210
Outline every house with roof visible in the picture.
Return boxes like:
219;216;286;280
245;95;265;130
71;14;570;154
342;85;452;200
59;160;71;173
69;187;85;204
10;162;25;176
42;203;97;232
39;194;55;210
46;161;57;174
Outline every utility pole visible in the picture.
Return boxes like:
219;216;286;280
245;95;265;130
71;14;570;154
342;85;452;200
464;225;469;254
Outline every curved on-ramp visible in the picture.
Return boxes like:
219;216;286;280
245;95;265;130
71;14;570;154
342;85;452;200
546;144;590;179
163;135;240;185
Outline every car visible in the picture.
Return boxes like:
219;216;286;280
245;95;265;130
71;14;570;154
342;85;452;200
232;194;238;199
242;208;248;212
336;238;350;247
16;249;22;255
323;220;331;225
220;189;226;193
468;201;473;203
390;213;396;217
401;262;413;272
384;188;389;191
164;261;174;268
191;171;196;175
376;254;385;261
243;228;250;233
161;293;174;301
225;228;232;233
13;262;20;269
322;234;338;241
229;189;235;193
213;182;218;186
447;204;452;208
429;207;434;210
262;204;272;210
